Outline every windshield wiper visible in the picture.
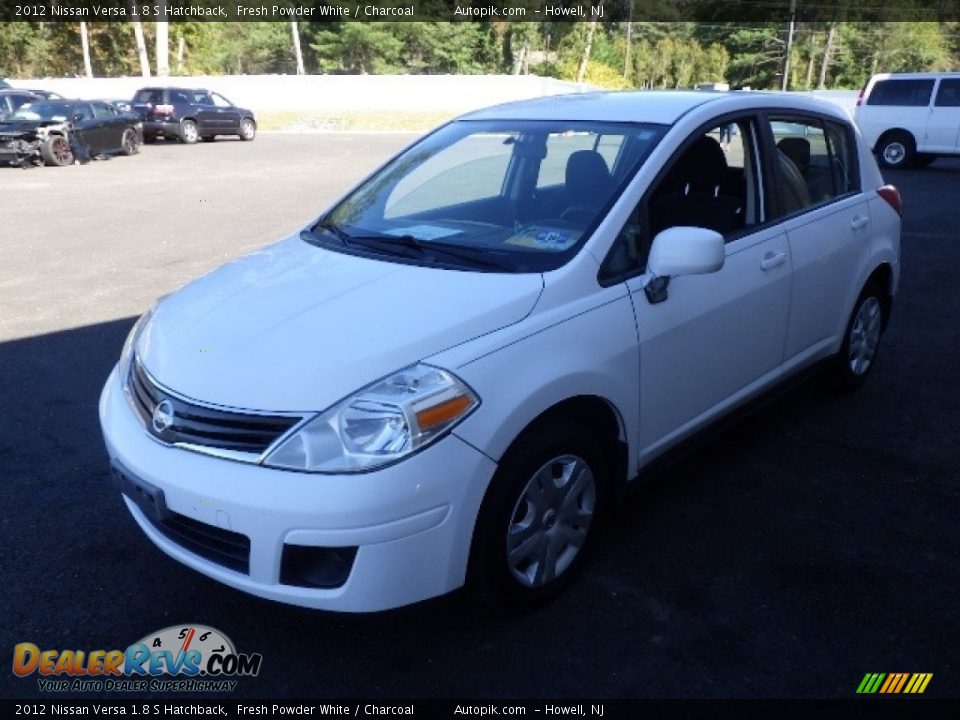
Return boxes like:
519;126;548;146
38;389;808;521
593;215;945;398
425;242;514;271
305;219;351;247
346;233;426;258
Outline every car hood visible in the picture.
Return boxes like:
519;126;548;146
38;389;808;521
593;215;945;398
136;236;543;412
0;120;57;135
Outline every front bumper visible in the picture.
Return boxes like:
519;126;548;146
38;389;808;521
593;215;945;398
99;364;496;612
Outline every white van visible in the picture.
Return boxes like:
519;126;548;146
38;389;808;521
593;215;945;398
855;72;960;168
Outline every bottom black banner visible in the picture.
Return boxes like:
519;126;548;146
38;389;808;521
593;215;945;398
3;699;960;720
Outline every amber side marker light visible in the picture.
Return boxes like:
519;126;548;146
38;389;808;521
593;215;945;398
417;395;473;431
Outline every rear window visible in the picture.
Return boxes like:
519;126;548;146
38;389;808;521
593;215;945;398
866;79;935;107
134;89;164;104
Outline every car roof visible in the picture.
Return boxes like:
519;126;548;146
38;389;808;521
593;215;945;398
137;86;209;92
459;89;847;125
869;72;960;80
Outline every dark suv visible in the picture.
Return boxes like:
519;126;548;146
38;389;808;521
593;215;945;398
131;87;256;144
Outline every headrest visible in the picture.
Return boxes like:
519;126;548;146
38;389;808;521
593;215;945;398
672;135;728;191
777;137;811;174
565;150;612;203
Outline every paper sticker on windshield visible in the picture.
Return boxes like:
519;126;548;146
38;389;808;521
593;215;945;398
506;227;578;251
385;225;461;241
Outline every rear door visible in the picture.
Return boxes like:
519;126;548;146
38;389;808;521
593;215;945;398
927;78;960;152
764;114;870;367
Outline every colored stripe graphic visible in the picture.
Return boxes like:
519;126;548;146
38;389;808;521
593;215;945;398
857;673;932;694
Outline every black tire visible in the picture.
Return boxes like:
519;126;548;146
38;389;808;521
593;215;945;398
200;135;216;143
120;128;140;156
828;282;887;392
876;131;914;169
238;117;256;142
468;420;607;610
912;153;936;168
40;135;73;166
179;119;199;144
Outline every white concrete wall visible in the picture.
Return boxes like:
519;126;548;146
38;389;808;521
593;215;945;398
6;74;596;115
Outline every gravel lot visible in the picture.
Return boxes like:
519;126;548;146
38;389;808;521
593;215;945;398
1;134;958;700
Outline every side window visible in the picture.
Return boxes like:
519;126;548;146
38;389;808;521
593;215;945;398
92;102;113;118
211;93;234;108
72;103;94;121
600;117;762;282
767;116;858;218
934;79;960;107
193;92;214;105
170;90;191;104
647;117;760;239
867;79;935;107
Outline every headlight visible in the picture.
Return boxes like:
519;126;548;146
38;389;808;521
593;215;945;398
263;364;479;473
119;303;155;370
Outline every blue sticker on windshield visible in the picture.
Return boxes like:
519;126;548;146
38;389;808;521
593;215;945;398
506;227;578;251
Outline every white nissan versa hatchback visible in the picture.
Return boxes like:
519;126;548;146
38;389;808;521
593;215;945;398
100;91;901;612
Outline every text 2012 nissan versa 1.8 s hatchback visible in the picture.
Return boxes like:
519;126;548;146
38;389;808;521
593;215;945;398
100;91;901;612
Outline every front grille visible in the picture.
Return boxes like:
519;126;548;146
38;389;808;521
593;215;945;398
127;359;301;455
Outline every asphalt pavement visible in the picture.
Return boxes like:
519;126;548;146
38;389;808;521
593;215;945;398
1;135;958;700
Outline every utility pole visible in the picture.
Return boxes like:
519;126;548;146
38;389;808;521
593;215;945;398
781;0;797;91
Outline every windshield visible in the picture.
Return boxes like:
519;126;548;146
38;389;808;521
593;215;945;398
315;119;666;272
11;101;72;121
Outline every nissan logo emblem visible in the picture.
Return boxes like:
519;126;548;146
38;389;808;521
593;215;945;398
152;400;174;433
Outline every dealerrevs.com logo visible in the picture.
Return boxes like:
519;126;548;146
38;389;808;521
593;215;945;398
13;625;262;692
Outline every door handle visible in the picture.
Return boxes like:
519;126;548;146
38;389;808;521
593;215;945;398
760;251;787;271
851;215;870;231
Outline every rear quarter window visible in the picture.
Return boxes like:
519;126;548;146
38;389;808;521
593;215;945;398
134;89;164;104
867;79;935;107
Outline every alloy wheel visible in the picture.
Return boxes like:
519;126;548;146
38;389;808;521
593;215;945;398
848;296;882;376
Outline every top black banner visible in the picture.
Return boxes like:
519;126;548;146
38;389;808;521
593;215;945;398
3;0;960;23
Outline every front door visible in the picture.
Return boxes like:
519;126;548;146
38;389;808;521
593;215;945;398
613;115;793;462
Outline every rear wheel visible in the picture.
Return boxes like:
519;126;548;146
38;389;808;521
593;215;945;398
40;135;73;166
238;118;256;141
876;131;914;169
179;119;199;144
829;282;886;391
468;421;606;609
120;128;140;156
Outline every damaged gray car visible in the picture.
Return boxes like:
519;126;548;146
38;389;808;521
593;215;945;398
0;99;142;167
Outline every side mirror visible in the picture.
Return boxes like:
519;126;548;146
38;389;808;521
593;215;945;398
645;226;725;304
72;114;84;123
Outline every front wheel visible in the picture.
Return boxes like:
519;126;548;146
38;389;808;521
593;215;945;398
468;422;606;609
829;283;886;391
876;132;914;169
238;118;256;141
40;135;74;166
120;128;140;156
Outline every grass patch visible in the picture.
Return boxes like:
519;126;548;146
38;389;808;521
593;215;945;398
256;110;456;132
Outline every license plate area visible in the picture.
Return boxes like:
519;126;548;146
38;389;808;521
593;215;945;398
111;462;171;524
